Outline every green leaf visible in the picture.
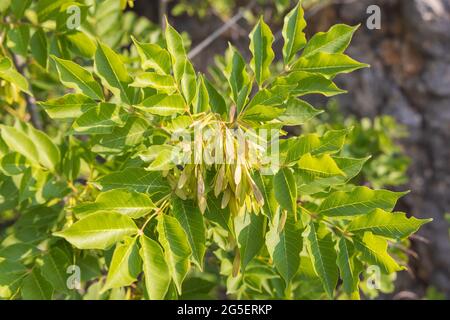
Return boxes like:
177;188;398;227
240;104;283;123
53;212;139;250
0;125;39;165
204;77;227;115
0;57;30;94
172;197;206;270
354;232;404;274
2;122;59;172
347;209;432;239
249;17;275;86
180;276;216;299
7;25;30;57
102;236;141;292
302;24;359;58
180;59;197;105
21;268;53;300
140;235;171;300
234;213;266;270
71;103;125;135
163;22;197;103
41;248;71;293
297;156;369;195
284;129;350;164
66;31;97;58
253;171;277;221
78;254;101;283
74;189;156;219
298;153;345;178
0;0;10;13
192;74;210;114
0;152;29;176
336;237;360;296
132;37;171;74
205;197;233;234
282;1;307;64
138;93;186;116
94;42;134;104
225;44;251;109
52;55;104;100
131;72;176;93
0;259;27;299
157;214;192;294
292;52;368;78
266;209;303;285
165;20;188;83
305;222;338;298
39;94;97;120
276;71;346;97
55;2;89;32
30;28;48;68
141;145;178;171
91;116;150;154
311;129;350;155
333;156;369;180
96;168;171;200
318;186;408;217
36;0;72;22
278;98;322;125
241;89;287;122
273;167;297;215
10;0;31;19
24;123;60;172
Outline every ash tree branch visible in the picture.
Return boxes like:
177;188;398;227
10;54;43;130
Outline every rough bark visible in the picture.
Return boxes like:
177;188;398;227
317;0;450;298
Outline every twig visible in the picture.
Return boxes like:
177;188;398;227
3;16;43;129
188;0;257;60
409;234;431;244
10;54;43;130
393;291;419;300
159;0;168;30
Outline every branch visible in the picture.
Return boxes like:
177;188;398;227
10;54;43;130
159;0;168;30
188;0;257;60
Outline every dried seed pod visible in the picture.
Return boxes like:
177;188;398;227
214;165;225;197
197;170;205;201
178;170;188;189
234;163;242;186
225;129;235;164
199;196;207;214
175;188;187;200
229;105;236;123
221;189;231;209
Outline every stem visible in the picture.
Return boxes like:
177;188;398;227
159;0;168;30
10;54;43;130
187;0;257;60
140;197;170;232
301;206;347;235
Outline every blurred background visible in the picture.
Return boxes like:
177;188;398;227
128;0;450;299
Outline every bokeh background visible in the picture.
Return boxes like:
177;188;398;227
130;0;450;299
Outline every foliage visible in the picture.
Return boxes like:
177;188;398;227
303;101;410;189
0;1;431;300
172;0;328;21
